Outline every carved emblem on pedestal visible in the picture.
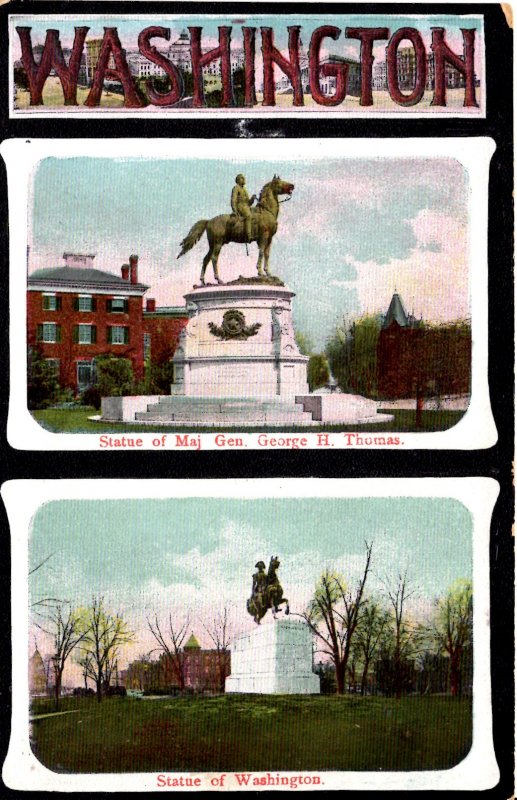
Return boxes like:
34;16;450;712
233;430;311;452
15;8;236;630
208;309;261;340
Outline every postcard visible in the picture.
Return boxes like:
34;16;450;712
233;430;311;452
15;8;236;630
3;136;496;451
2;477;500;790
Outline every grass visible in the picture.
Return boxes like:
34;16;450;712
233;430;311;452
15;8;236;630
30;694;472;773
31;406;465;434
15;78;125;109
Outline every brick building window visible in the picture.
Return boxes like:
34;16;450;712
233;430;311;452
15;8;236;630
76;361;93;391
108;326;130;345
42;294;61;311
75;295;96;312
37;323;62;343
107;298;129;313
73;324;97;344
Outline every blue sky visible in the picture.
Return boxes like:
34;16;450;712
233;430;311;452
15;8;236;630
30;155;469;349
12;14;484;57
30;496;472;637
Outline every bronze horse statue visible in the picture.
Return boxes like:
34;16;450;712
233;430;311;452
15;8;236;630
247;555;290;625
177;176;294;285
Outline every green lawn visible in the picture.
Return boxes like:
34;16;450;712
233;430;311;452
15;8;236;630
31;406;465;434
30;694;472;773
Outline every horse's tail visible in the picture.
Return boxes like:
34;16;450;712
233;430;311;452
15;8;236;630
177;219;208;259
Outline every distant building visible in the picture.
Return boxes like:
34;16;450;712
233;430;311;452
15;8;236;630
85;38;120;84
275;55;361;98
29;648;48;696
377;292;470;399
121;632;231;694
372;47;467;92
127;53;167;79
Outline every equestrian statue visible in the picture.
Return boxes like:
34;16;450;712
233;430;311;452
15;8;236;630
177;174;294;285
246;556;290;625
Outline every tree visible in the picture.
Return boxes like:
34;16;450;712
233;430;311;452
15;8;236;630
93;354;134;397
79;597;133;702
326;315;381;397
431;579;473;697
307;354;330;392
352;599;390;695
303;542;373;694
202;607;232;692
147;612;190;692
46;605;90;709
381;571;423;697
27;347;60;409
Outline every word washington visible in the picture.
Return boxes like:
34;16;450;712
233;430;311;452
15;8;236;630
16;24;478;108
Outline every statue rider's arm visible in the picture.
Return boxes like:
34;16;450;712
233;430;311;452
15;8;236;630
231;186;240;215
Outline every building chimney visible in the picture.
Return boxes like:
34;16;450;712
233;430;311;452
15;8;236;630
121;264;130;281
129;254;138;285
146;298;156;312
63;253;95;269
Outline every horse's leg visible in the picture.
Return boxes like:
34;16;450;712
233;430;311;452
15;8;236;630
264;239;272;276
211;242;224;284
256;238;266;277
201;248;212;286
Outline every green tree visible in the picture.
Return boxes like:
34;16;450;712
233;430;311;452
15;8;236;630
352;599;391;695
27;347;60;409
46;605;90;710
93;355;134;397
307;353;330;392
326;314;381;397
78;597;133;702
431;579;473;697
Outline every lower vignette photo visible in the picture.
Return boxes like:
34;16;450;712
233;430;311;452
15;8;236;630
2;478;499;791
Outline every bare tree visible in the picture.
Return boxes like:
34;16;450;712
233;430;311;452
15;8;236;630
302;542;373;694
381;570;423;697
45;605;90;709
79;597;133;703
147;613;190;692
353;599;390;695
202;607;232;691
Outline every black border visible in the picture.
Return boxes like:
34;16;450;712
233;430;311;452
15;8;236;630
0;3;513;798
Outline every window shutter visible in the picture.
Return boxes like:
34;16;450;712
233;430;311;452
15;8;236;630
92;297;97;312
72;326;79;343
56;296;62;310
56;325;62;343
73;297;79;311
36;324;43;342
107;327;112;344
106;299;112;312
91;325;97;344
124;327;130;344
123;299;129;313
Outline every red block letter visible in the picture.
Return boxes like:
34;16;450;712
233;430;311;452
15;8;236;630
431;28;477;107
138;27;183;106
345;27;389;106
309;26;347;107
242;27;257;107
16;26;88;106
189;26;233;108
84;28;145;108
261;26;303;106
387;27;426;106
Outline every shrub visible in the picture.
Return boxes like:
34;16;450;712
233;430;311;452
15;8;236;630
27;347;60;409
81;386;102;409
94;355;134;397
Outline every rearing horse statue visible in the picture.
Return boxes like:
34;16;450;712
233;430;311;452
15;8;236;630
247;555;290;625
177;176;294;285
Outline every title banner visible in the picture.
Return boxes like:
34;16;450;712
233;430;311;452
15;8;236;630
9;13;485;117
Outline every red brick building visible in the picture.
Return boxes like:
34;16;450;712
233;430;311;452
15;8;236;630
27;253;188;394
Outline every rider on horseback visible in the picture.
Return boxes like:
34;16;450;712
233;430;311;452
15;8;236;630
231;174;257;243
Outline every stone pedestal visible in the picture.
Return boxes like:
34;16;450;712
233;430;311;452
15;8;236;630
225;619;320;695
172;283;309;398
